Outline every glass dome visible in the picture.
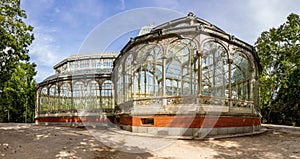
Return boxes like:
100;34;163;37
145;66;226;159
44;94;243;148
112;12;262;137
113;12;261;113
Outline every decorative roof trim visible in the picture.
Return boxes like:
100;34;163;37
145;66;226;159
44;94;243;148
53;52;119;69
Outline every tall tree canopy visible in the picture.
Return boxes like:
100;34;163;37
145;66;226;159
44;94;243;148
0;0;36;122
256;13;300;126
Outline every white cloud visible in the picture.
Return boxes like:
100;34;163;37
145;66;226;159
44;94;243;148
21;0;55;14
22;0;107;82
235;0;300;44
79;7;184;53
48;1;104;29
248;0;300;29
28;28;64;82
171;0;300;44
34;66;54;83
29;32;59;66
72;0;103;19
22;0;300;82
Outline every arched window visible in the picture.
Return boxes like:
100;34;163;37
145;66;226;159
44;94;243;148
202;41;229;98
252;61;259;108
125;54;133;102
60;82;71;111
166;39;198;96
166;59;181;95
49;85;59;111
87;81;100;109
40;87;48;112
73;82;85;110
231;51;251;101
140;70;155;97
101;80;113;110
135;44;162;98
116;63;123;105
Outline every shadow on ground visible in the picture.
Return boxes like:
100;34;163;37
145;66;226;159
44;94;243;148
182;129;300;159
1;124;300;159
0;123;153;159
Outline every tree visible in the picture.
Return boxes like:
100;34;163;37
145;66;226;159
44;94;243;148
0;0;36;122
255;13;300;126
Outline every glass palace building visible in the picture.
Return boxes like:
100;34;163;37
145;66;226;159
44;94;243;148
36;13;262;137
35;53;118;126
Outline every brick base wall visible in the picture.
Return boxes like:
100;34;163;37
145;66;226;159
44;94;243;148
119;115;261;128
35;116;114;126
35;114;261;137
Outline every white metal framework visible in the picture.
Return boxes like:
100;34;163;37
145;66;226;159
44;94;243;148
36;53;118;116
113;13;261;115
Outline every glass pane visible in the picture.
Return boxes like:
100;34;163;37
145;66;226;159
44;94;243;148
135;45;162;98
231;51;251;101
101;81;113;110
202;42;228;98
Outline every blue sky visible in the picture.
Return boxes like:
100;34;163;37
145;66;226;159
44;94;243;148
21;0;300;82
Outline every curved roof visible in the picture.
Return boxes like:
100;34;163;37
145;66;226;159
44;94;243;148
38;68;112;87
152;12;225;33
53;52;119;69
138;24;156;36
38;52;118;87
119;12;235;56
117;12;261;73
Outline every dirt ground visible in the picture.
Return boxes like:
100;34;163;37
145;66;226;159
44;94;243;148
0;123;299;159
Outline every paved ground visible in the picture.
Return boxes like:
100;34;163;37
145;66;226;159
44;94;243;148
0;123;299;159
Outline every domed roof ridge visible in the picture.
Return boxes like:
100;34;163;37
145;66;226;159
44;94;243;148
138;24;156;36
151;12;225;33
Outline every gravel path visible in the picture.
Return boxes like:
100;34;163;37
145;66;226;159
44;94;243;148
0;123;299;159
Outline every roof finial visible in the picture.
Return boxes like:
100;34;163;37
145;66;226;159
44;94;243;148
188;12;195;17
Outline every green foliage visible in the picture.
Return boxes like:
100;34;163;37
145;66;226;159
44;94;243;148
0;0;36;122
256;13;300;126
